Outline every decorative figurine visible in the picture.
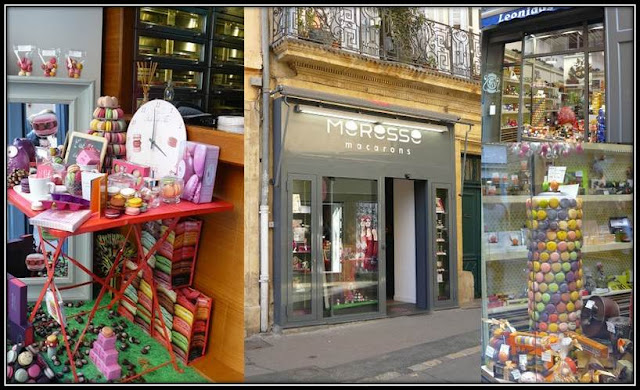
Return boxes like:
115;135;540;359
89;326;122;381
45;334;59;359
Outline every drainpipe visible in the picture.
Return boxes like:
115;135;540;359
460;123;474;197
259;7;270;333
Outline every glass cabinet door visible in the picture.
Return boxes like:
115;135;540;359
434;187;452;304
138;34;205;63
288;177;316;321
138;7;207;36
321;177;380;318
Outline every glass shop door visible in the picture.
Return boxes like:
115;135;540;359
286;174;384;325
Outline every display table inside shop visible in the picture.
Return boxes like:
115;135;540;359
7;188;232;383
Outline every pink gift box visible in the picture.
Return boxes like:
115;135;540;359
76;148;100;165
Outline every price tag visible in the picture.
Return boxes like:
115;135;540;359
42;50;56;57
18;45;33;51
606;321;616;334
548;166;567;184
437;274;444;283
541;351;552;362
511;370;521;381
604;190;610;195
519;354;528;367
500;344;510;356
508;325;516;333
485;345;496;358
585;300;595;309
69;50;83;58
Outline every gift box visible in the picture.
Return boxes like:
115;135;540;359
76;148;101;166
111;159;150;190
175;141;220;204
143;218;203;288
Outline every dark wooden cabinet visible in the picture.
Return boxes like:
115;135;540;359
102;7;244;120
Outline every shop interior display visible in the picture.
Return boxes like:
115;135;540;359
481;141;633;383
498;28;606;143
6;93;226;383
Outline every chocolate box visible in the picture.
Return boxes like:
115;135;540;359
175;141;220;204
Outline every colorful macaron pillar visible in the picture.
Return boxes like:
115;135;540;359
527;194;583;335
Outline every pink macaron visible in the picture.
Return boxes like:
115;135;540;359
125;206;140;216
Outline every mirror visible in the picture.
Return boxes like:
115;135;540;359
7;75;95;301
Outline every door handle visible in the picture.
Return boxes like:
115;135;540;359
464;214;471;217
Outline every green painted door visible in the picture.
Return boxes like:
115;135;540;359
462;154;482;298
462;184;482;298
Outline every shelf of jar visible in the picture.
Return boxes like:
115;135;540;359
482;194;633;204
501;126;518;130
502;95;520;99
485;241;633;262
487;288;633;315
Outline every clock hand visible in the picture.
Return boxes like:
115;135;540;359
149;138;168;157
150;106;157;150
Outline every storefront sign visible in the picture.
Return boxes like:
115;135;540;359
288;105;449;160
481;7;571;29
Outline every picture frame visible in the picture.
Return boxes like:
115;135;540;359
64;131;108;170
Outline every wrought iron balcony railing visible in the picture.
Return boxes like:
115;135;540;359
273;7;481;81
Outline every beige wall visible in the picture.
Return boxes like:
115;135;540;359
245;8;483;336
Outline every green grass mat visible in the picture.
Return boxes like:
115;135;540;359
18;296;209;383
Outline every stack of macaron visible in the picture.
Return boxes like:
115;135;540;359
154;219;203;288
6;344;57;384
526;194;584;335
116;260;141;322
88;96;127;172
171;287;212;363
106;187;136;219
134;273;154;334
154;284;176;342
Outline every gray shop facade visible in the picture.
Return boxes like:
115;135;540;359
271;87;464;328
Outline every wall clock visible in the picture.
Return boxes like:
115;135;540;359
126;100;186;179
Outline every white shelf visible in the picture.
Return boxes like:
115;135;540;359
501;126;518;130
486;241;633;262
502;95;520;99
482;194;633;204
487;289;633;315
502;110;530;115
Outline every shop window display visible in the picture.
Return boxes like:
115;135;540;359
321;177;379;317
498;22;607;143
480;141;633;383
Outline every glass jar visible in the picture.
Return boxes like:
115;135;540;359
140;178;162;209
160;176;184;204
107;172;136;209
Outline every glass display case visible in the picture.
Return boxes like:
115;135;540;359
480;141;633;383
435;188;452;302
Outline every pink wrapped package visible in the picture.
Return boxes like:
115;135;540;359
175;141;220;204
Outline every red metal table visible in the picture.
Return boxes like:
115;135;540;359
7;189;233;382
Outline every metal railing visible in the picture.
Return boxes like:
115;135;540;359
272;7;481;81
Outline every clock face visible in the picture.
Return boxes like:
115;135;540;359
126;100;186;179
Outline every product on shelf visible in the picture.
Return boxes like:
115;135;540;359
175;141;220;204
526;192;584;335
38;48;60;77
14;45;35;76
65;49;86;78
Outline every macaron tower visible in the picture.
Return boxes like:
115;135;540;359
526;193;584;335
89;326;121;381
89;96;127;173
